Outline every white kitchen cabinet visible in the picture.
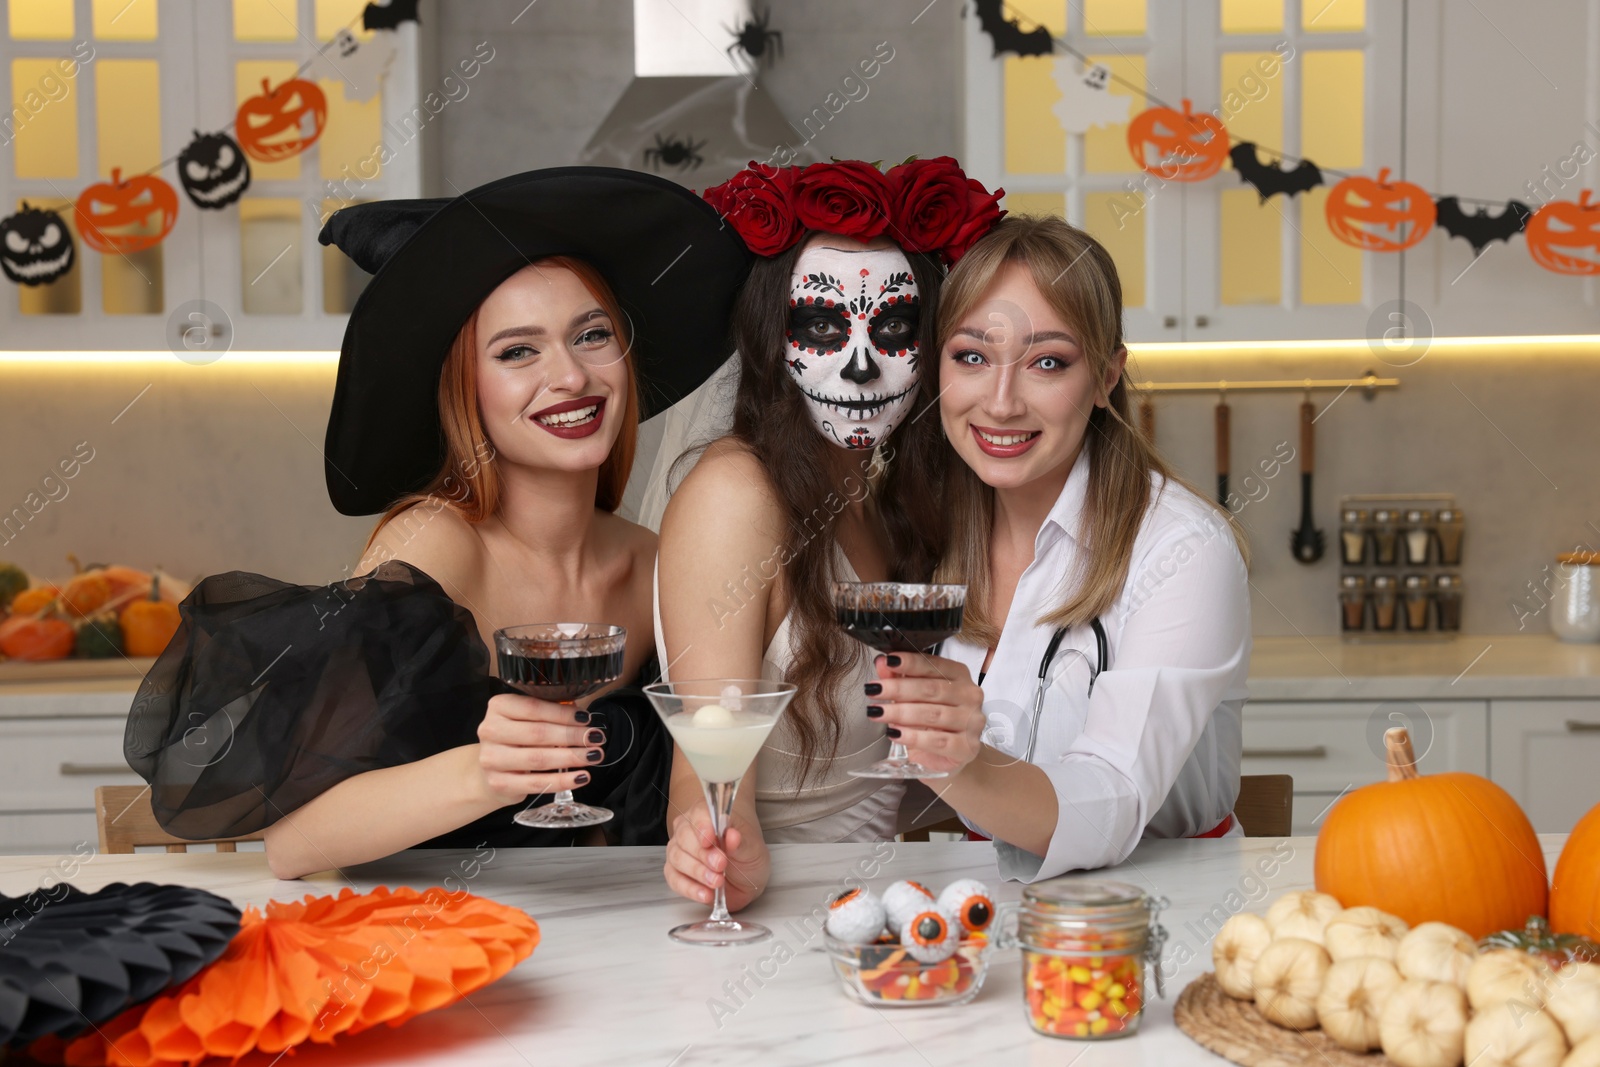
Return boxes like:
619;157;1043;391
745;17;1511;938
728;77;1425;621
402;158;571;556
0;716;142;854
1242;699;1488;835
1488;699;1600;833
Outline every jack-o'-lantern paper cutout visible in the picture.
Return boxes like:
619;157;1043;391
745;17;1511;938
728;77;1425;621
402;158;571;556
29;886;539;1067
1525;189;1600;274
73;170;180;255
236;77;328;163
1324;167;1435;252
1127;99;1229;182
177;131;251;210
1;202;76;285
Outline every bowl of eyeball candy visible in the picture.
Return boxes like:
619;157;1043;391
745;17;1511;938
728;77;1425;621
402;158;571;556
821;878;1003;1007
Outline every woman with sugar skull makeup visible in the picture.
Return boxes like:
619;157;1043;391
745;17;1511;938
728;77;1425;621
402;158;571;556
654;159;1003;912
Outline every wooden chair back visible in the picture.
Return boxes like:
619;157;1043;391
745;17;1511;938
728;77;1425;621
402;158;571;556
95;785;262;854
1234;774;1294;837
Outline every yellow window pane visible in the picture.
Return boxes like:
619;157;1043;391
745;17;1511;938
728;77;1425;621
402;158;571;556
240;198;303;314
1084;191;1145;307
1005;57;1064;175
1300;187;1361;304
1301;50;1363;169
323;198;371;312
101;242;162;314
319;79;381;181
15;198;81;315
95;60;162;177
1004;192;1065;217
236;61;305;180
1082;53;1144;175
1010;0;1066;36
1222;0;1283;34
233;0;297;41
316;0;374;40
1220;188;1281;305
9;0;73;38
1219;52;1284;160
1082;0;1145;36
10;58;80;178
1303;0;1363;32
92;0;158;40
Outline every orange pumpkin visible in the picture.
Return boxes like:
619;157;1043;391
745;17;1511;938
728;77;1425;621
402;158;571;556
1525;189;1600;275
120;573;181;657
73;169;179;255
1127;99;1229;182
1551;801;1600;940
1324;167;1436;252
236;77;328;162
61;556;112;617
1314;727;1547;938
0;614;75;660
10;585;59;615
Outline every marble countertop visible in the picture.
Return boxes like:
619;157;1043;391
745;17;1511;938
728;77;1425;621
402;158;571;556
0;836;1570;1066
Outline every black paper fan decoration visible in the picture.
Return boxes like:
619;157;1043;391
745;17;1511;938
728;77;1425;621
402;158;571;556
0;882;240;1047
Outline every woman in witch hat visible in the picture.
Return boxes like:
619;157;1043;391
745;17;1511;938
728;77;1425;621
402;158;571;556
123;168;750;879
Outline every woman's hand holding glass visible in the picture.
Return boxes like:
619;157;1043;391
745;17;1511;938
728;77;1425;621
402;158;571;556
868;654;988;776
664;803;770;912
475;692;606;805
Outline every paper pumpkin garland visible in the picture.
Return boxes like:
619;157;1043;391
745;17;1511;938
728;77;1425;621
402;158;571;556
176;131;251;210
1323;167;1436;252
73;170;180;255
1524;189;1600;275
0;203;76;285
235;77;328;163
1127;99;1229;181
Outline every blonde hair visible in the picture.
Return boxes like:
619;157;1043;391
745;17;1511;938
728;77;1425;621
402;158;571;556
933;215;1248;646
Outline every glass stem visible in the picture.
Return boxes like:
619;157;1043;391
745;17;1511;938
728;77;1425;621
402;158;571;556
702;778;739;923
551;790;576;806
886;741;910;763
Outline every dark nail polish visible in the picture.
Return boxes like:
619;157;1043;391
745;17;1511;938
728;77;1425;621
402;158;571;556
885;727;902;739
575;772;591;785
864;682;882;696
586;748;603;763
866;705;884;719
573;710;591;724
886;655;902;667
586;729;606;744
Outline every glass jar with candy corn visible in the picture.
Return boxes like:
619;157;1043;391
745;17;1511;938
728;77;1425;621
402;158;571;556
1016;879;1169;1040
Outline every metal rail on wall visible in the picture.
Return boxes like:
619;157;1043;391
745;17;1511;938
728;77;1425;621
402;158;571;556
1135;371;1399;399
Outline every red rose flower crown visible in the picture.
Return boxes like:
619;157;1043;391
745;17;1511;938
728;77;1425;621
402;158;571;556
702;157;1006;265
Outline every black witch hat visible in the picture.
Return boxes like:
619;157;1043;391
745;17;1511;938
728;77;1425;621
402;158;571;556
318;167;751;516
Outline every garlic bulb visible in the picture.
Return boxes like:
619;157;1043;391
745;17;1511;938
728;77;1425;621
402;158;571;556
1547;962;1600;1047
1317;955;1403;1052
1397;922;1478;989
1325;906;1409;962
1265;890;1343;945
1379;979;1468;1067
1252;937;1332;1030
1468;949;1554;1012
1463;1001;1568;1067
1565;1035;1600;1067
1213;912;1273;1000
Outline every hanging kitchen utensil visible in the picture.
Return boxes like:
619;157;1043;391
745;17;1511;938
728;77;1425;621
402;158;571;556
1215;394;1230;508
1139;396;1155;441
1290;396;1326;563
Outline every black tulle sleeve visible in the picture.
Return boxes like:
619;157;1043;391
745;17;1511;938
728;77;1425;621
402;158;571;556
124;560;670;848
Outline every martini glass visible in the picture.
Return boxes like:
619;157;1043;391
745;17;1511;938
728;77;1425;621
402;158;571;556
644;678;797;946
835;581;968;780
495;622;626;829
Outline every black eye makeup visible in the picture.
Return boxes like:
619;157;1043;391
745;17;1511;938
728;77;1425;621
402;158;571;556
868;301;919;354
494;343;538;363
788;305;851;354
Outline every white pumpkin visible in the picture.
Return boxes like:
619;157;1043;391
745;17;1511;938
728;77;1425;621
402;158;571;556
1265;890;1343;946
1564;1035;1600;1067
1546;962;1600;1047
1379;978;1469;1067
1317;955;1403;1052
1463;1001;1569;1067
1252;937;1332;1030
1325;906;1409;962
1212;912;1273;1000
1397;922;1478;989
1468;949;1554;1012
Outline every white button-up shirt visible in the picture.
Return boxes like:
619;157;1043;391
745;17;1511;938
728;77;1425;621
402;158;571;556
944;446;1250;882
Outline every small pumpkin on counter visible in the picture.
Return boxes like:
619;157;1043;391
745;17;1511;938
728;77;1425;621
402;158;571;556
1378;978;1468;1067
1397;921;1479;989
10;585;60;616
0;562;28;609
120;573;180;656
1252;937;1332;1029
0;612;75;660
1551;801;1600;943
1317;955;1403;1052
61;554;112;617
73;612;123;659
1315;727;1548;938
1463;1001;1569;1067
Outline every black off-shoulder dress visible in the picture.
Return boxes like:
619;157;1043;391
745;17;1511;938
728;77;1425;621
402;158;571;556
123;560;670;848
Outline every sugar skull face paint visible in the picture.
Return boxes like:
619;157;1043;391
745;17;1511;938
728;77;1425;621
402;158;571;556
786;244;921;450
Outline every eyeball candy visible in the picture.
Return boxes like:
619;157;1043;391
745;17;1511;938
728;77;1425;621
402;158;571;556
826;888;887;945
902;910;960;964
881;880;936;935
692;703;735;728
937;878;995;936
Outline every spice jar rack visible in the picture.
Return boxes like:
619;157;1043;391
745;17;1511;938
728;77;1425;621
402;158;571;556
1337;493;1463;642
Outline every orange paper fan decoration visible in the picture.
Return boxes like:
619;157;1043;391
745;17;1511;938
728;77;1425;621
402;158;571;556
30;886;539;1067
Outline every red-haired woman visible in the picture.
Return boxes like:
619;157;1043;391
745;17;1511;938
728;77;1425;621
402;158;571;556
123;169;750;878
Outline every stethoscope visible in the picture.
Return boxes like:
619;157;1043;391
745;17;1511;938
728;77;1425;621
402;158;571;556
1010;617;1108;763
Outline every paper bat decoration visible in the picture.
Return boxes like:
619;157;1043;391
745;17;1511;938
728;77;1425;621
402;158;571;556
1434;196;1532;256
1051;60;1131;134
362;0;418;31
1229;142;1324;202
973;0;1053;57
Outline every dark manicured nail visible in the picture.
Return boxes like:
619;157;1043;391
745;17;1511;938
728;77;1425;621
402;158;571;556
573;710;591;724
886;655;902;667
866;705;884;719
586;748;603;763
864;682;882;696
585;729;606;744
885;727;902;738
575;772;591;785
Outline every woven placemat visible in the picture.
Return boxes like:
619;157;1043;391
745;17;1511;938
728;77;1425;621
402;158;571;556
1174;972;1397;1067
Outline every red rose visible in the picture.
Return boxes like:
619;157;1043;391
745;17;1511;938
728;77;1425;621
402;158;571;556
702;162;801;256
792;161;892;240
886;157;970;254
943;178;1006;264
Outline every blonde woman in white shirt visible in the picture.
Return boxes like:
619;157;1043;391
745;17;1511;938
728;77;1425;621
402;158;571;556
865;215;1252;883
